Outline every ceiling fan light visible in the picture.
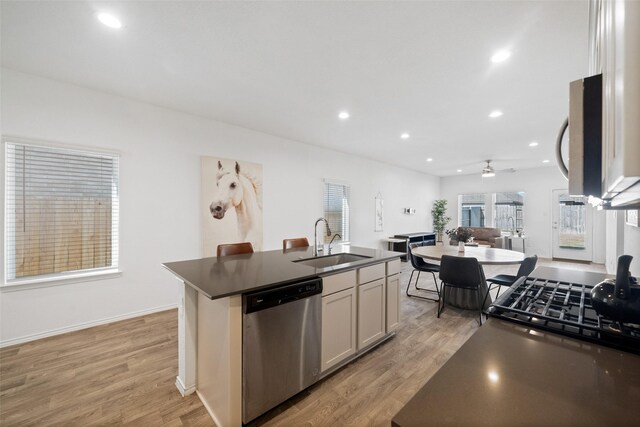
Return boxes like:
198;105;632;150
481;160;495;177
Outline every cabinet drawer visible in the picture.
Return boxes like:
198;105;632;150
386;259;401;276
322;270;356;296
358;262;385;284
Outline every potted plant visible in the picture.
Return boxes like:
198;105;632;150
431;199;451;242
446;227;472;242
446;227;473;252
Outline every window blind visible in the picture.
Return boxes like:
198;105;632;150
5;142;119;281
323;182;350;243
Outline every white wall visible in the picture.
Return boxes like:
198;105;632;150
0;69;440;345
440;167;607;262
605;210;640;274
625;223;640;272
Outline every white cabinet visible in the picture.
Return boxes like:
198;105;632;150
357;278;386;350
597;0;640;206
386;273;400;333
320;258;401;373
321;271;357;373
386;259;401;333
321;287;357;372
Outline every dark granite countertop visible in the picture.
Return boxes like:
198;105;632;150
392;318;640;426
163;245;403;300
393;266;640;426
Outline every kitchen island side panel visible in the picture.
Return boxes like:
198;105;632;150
196;294;242;427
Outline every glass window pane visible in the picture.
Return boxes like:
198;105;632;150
459;193;486;227
4;141;120;281
558;193;586;249
494;192;525;233
323;182;350;243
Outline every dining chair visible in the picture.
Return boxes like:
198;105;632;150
282;237;310;250
217;242;254;257
406;243;440;302
487;255;538;298
437;255;491;325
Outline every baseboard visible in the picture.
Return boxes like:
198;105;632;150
175;376;196;397
0;303;178;348
552;257;593;264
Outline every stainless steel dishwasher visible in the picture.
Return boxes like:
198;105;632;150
242;277;323;424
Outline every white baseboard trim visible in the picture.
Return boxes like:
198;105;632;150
0;303;178;348
175;376;196;397
196;390;225;427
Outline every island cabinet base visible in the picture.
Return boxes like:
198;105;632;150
319;259;401;377
165;246;403;426
196;293;243;427
172;255;403;426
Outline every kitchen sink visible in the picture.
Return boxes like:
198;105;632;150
293;253;371;269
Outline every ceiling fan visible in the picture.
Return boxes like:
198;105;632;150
481;160;516;178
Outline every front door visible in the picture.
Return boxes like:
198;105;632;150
551;189;593;262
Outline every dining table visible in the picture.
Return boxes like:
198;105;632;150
411;244;525;310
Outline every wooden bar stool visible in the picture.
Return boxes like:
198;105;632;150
217;242;254;257
282;237;309;250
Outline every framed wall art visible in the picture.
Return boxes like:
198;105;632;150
202;156;263;256
375;193;384;232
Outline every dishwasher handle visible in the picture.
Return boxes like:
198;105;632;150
244;277;322;314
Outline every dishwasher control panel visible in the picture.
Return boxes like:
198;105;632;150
244;277;322;314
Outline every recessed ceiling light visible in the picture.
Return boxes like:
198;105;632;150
426;158;433;162
457;169;462;173
488;110;503;118
97;12;122;29
529;141;539;147
491;50;511;63
338;111;350;120
401;133;410;139
542;159;550;163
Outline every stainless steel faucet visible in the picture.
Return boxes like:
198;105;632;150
328;233;342;254
314;217;332;256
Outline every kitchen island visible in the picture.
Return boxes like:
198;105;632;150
163;245;402;426
392;267;640;426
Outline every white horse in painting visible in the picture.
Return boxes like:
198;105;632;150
209;161;262;248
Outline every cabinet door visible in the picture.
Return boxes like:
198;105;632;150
600;0;640;201
321;287;356;372
386;273;400;333
358;278;386;350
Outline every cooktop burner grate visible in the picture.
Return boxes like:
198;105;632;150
488;277;640;354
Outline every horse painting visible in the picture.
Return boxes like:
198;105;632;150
208;160;262;249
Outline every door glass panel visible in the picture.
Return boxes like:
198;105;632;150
558;193;586;249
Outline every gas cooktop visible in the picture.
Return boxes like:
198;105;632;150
488;276;640;355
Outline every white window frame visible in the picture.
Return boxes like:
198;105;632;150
2;137;121;290
492;191;526;233
322;179;351;244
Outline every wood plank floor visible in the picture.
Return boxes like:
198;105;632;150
0;258;606;426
